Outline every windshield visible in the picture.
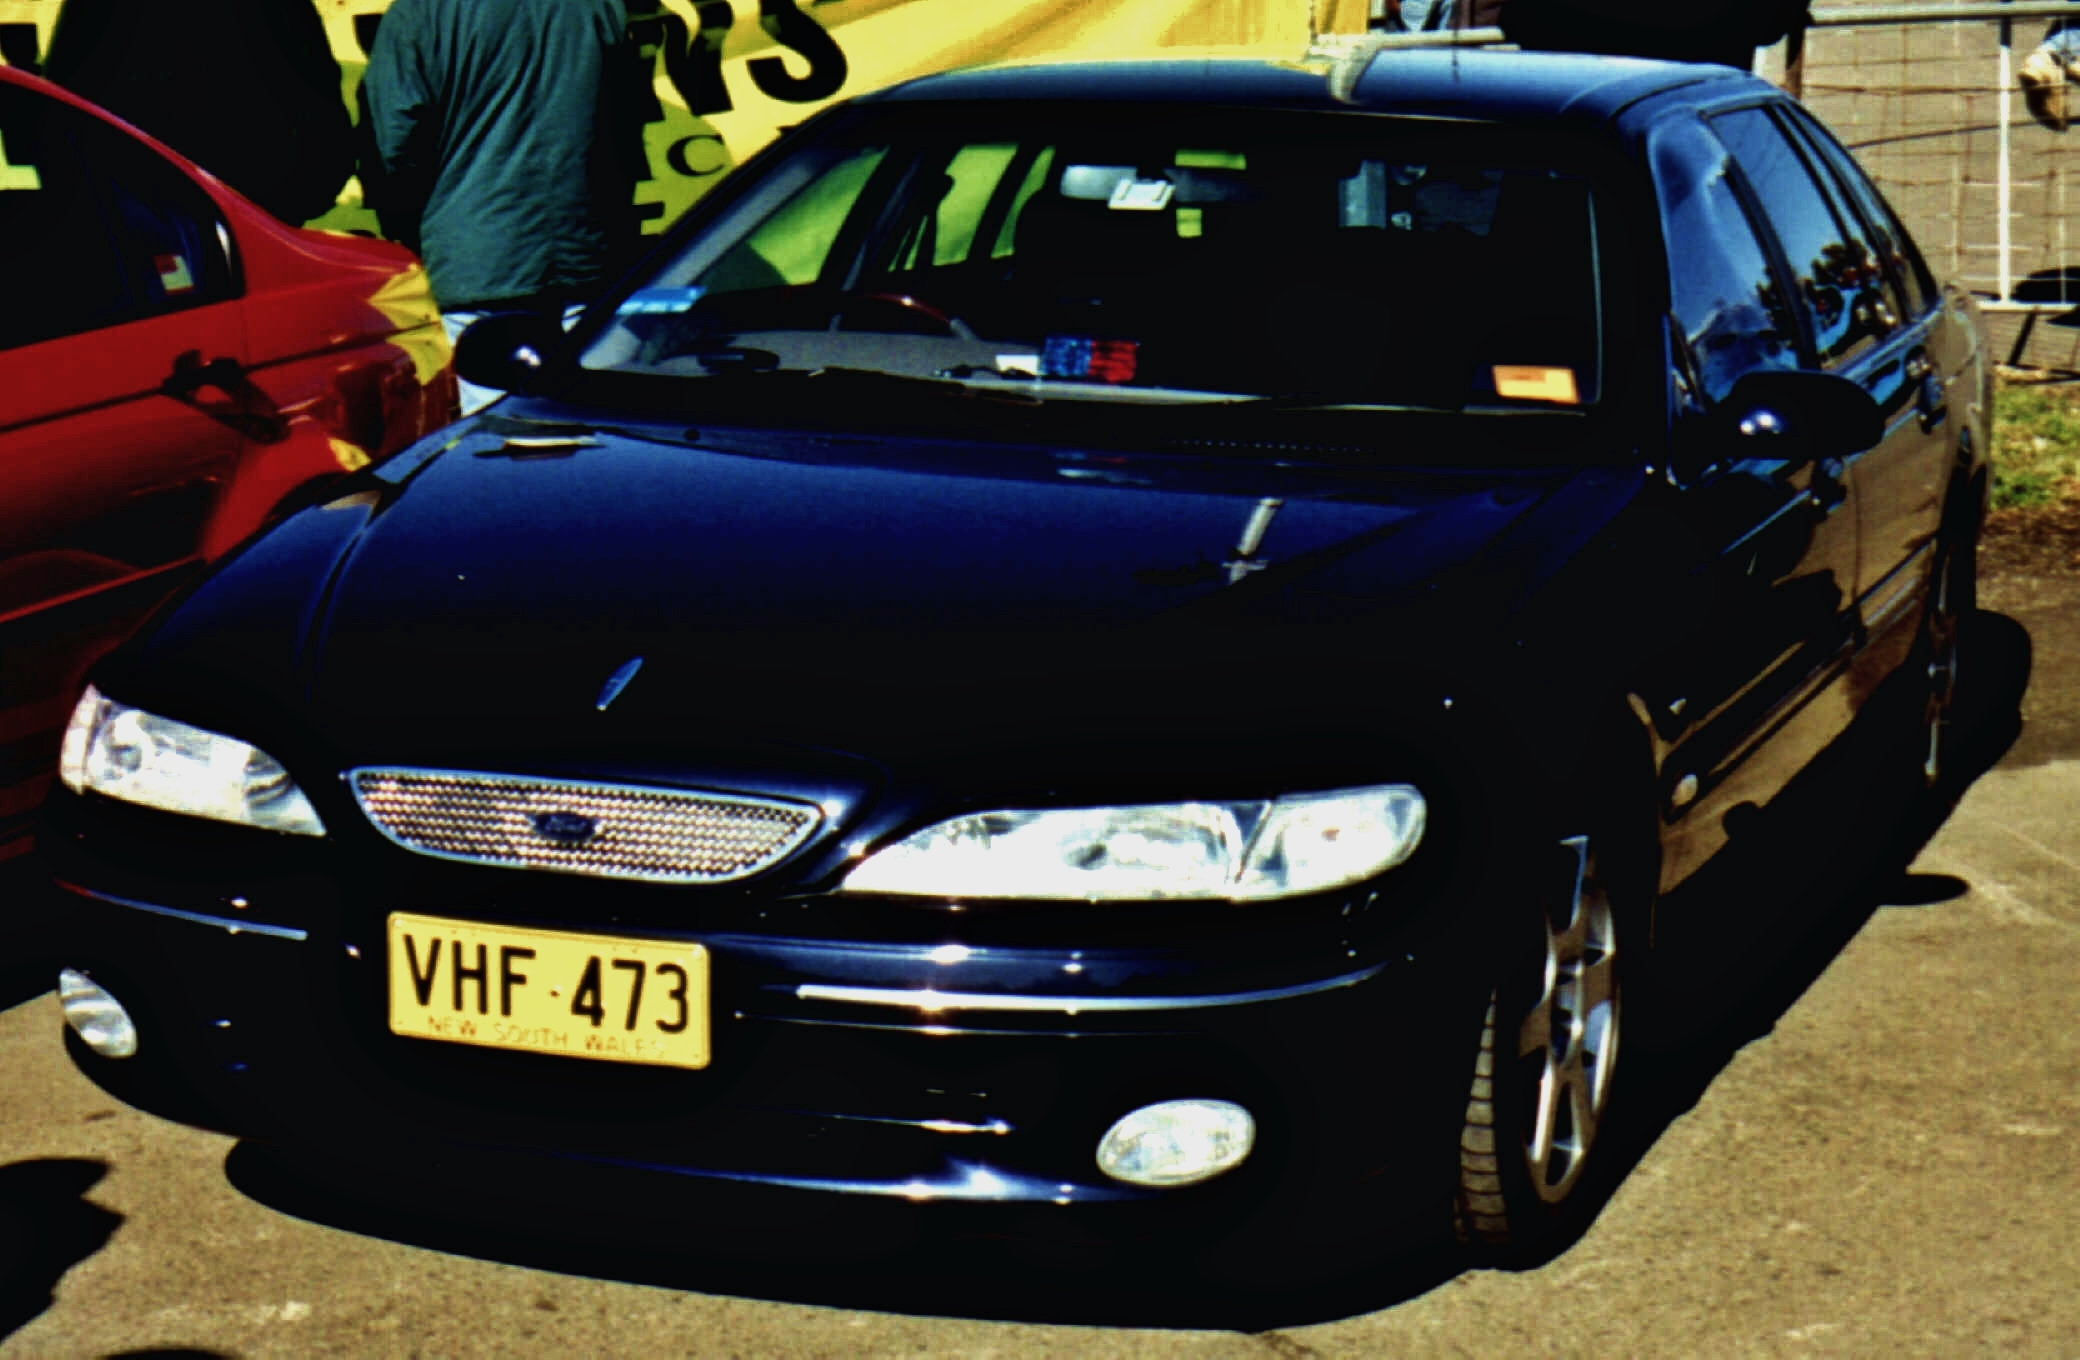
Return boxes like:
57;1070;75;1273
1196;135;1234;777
580;105;1609;411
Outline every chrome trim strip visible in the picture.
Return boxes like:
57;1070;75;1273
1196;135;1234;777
587;1155;1140;1203
1698;639;1858;792
819;1111;1015;1136
796;964;1384;1014
1720;488;1816;557
1863;541;1936;636
54;880;309;941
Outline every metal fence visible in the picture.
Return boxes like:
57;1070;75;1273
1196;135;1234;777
1798;1;2080;328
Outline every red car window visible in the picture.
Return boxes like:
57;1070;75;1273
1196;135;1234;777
0;81;129;349
0;80;234;353
67;101;237;314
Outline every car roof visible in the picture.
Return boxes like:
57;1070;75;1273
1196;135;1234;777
862;48;1761;126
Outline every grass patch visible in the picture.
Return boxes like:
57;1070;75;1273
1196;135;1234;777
1993;376;2080;510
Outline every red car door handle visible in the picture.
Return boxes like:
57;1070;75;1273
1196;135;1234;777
160;351;286;442
162;351;247;399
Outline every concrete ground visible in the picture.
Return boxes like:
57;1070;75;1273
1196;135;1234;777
0;561;2069;1357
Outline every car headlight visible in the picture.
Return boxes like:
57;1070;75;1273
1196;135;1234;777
840;784;1424;901
58;685;325;836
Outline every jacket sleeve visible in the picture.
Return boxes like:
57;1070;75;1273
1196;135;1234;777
359;0;438;251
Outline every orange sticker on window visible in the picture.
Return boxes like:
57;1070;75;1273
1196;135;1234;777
1492;366;1579;405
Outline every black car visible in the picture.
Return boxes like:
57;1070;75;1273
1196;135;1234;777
40;49;1986;1271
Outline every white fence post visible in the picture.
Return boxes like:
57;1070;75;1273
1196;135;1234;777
2000;5;2015;304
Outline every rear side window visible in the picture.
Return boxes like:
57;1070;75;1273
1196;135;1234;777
0;83;128;349
68;107;236;314
1778;103;1936;320
1710;105;1895;369
0;82;233;351
1653;115;1800;406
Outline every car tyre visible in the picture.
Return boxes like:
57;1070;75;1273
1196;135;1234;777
1919;501;1978;788
1454;827;1626;1260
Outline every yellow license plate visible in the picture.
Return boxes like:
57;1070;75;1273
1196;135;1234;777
386;913;709;1070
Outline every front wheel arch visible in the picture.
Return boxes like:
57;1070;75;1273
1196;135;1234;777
1448;707;1660;1259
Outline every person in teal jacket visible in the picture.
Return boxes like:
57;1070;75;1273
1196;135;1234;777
360;0;643;330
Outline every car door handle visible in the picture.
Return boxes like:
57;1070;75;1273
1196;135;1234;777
160;351;286;441
1905;352;1948;430
162;351;247;400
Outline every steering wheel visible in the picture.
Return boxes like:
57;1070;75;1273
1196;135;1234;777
844;291;979;341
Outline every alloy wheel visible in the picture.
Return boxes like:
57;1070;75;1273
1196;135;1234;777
1515;834;1619;1204
1923;541;1964;786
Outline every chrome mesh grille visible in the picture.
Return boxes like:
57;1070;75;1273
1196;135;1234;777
349;769;821;884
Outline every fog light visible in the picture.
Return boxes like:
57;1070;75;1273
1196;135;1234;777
58;969;138;1059
1095;1099;1254;1187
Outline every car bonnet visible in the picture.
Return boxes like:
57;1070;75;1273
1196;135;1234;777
123;418;1602;794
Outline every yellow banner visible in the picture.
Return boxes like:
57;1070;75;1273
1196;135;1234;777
0;1;1340;237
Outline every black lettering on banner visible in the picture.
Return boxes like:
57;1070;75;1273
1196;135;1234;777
627;13;672;125
655;962;690;1034
499;946;535;1017
612;959;646;1030
661;0;737;116
748;0;846;104
625;7;675;227
452;941;489;1015
404;935;442;1007
571;956;606;1026
650;0;843;116
665;134;728;179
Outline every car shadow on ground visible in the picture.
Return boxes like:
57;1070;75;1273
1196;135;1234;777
0;1158;123;1346
217;612;2034;1334
1519;607;2035;1285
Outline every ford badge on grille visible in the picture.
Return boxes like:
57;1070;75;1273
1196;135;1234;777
532;811;600;844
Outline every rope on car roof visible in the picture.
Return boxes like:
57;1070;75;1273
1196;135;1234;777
1327;34;1392;101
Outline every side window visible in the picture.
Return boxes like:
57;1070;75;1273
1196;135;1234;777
0;84;128;349
1652;116;1800;406
70;112;237;315
1779;104;1936;320
1710;105;1894;369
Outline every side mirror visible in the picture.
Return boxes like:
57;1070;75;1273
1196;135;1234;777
1713;369;1886;462
452;312;570;395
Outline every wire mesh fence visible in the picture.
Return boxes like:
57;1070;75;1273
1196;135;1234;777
1789;2;2080;365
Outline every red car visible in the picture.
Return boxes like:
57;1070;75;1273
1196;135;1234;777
0;65;457;863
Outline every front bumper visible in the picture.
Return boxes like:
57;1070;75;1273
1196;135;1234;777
38;793;1491;1249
